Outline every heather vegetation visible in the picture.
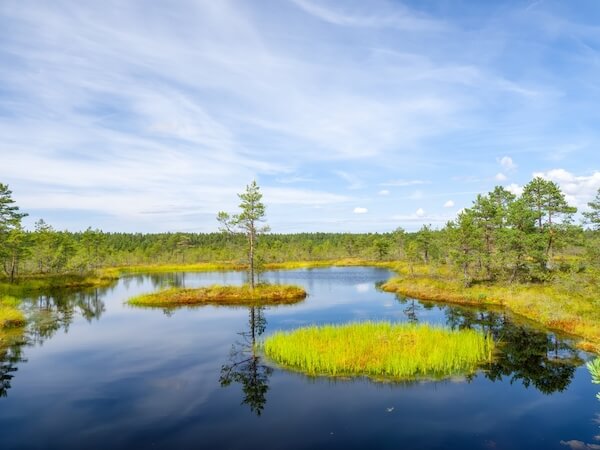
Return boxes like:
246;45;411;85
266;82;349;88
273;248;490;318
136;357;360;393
127;284;307;308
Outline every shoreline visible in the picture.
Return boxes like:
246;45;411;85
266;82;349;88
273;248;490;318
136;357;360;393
2;259;598;353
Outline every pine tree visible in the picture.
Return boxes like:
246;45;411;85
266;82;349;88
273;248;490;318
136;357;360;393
217;181;270;288
0;184;28;282
522;177;576;261
583;188;600;230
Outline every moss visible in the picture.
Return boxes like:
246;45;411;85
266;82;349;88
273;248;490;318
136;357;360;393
127;284;307;308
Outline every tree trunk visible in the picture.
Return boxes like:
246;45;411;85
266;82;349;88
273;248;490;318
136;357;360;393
249;223;255;289
9;254;16;283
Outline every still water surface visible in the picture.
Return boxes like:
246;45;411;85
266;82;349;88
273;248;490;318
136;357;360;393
0;267;599;450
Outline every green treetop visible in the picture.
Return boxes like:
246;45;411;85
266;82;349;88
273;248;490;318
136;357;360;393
217;180;270;288
583;188;600;230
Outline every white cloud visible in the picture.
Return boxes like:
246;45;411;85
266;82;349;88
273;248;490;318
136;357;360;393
443;200;455;208
378;189;390;196
495;172;507;181
499;156;517;171
416;208;426;217
505;183;524;196
0;1;597;233
353;207;368;214
532;169;600;209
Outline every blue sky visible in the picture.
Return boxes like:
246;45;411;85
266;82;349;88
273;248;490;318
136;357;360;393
1;0;599;233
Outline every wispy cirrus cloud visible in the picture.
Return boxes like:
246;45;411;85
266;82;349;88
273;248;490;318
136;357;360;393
289;0;445;31
0;0;599;232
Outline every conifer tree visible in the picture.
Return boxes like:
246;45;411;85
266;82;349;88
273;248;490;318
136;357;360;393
217;181;269;288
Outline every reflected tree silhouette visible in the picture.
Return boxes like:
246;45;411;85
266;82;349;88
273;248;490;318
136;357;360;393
0;330;26;398
219;306;272;416
444;306;580;394
0;287;108;398
396;295;420;324
395;295;581;394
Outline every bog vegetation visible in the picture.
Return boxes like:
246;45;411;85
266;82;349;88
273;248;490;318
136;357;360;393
0;296;25;328
127;284;307;308
1;179;600;349
262;322;494;380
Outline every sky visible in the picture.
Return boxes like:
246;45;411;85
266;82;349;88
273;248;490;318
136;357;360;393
1;0;599;233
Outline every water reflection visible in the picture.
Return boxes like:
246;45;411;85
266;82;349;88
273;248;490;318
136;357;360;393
0;328;26;398
396;295;581;394
220;306;272;416
0;287;108;397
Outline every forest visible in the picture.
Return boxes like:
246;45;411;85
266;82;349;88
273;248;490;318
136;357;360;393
0;177;599;287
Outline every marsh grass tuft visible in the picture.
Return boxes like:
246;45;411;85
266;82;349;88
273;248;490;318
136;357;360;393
262;322;494;381
127;284;307;308
0;295;26;328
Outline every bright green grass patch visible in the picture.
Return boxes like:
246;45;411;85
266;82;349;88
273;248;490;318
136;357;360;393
0;296;26;328
262;322;494;381
127;284;307;308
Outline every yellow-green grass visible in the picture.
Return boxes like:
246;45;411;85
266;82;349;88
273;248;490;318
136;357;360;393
262;322;494;381
127;284;307;308
104;259;391;275
381;273;600;354
102;262;247;276
0;296;26;329
0;272;118;294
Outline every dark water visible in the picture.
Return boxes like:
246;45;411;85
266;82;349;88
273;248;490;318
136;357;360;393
1;267;599;450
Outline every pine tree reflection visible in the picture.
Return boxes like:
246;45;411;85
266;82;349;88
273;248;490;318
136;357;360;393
0;329;26;398
0;287;107;398
219;306;272;416
396;295;581;394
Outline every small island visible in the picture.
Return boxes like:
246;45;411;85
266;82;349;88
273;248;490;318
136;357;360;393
262;322;494;381
127;284;307;308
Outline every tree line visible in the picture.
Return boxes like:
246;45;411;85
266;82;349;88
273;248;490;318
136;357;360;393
0;179;599;284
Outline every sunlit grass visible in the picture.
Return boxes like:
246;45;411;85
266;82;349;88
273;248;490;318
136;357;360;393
262;322;494;381
587;358;600;401
102;262;246;276
0;272;118;294
0;296;26;328
127;284;307;307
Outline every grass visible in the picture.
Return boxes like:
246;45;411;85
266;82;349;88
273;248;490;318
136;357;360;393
587;358;600;400
127;283;307;308
102;262;247;276
0;296;26;329
0;271;118;295
381;270;600;354
262;321;494;381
